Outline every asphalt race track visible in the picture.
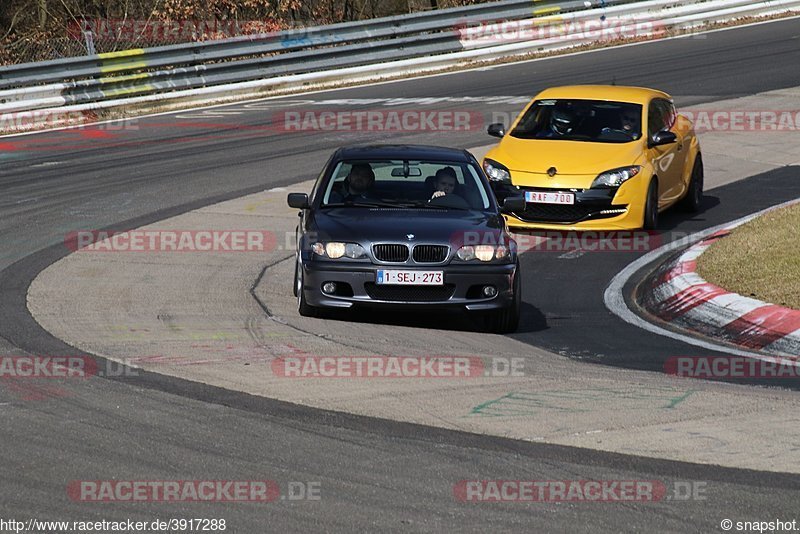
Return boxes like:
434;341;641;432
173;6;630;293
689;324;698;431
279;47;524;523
2;19;800;531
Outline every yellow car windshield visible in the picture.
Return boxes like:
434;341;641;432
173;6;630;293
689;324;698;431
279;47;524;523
510;99;643;143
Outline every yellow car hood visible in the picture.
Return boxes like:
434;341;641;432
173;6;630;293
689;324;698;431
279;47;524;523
491;136;644;187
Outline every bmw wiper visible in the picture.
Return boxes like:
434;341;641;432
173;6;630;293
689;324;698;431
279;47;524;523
322;201;402;208
412;201;470;210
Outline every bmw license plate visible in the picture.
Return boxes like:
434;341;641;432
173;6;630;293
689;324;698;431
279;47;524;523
376;270;443;285
525;191;575;205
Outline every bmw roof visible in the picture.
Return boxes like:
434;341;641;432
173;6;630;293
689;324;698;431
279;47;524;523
333;144;473;162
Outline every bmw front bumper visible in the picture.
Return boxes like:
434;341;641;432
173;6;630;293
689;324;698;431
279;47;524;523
301;261;517;311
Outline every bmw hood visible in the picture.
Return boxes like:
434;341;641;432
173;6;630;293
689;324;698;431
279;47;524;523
309;209;506;245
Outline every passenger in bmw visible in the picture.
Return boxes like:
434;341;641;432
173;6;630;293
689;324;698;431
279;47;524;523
430;167;458;200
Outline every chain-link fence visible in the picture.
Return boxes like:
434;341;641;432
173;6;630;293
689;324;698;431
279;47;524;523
3;36;90;65
0;0;480;65
3;19;294;64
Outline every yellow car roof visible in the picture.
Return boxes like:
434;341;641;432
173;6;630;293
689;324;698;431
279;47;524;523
533;85;671;105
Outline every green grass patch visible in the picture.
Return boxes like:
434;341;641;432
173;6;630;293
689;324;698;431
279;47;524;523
696;203;800;309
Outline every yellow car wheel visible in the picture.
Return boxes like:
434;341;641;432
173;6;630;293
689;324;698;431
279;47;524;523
678;155;704;213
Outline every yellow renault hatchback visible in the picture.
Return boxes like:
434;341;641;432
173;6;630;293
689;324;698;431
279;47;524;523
483;85;703;230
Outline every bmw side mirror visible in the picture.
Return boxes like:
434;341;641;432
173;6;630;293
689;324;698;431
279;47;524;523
287;193;310;209
649;130;677;147
487;123;506;138
501;196;526;213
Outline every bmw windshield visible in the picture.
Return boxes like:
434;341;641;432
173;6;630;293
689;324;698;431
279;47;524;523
320;159;493;211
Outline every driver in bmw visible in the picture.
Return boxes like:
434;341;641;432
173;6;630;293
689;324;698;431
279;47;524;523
330;163;377;203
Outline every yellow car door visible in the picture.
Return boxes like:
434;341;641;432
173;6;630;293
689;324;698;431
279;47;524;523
646;98;685;208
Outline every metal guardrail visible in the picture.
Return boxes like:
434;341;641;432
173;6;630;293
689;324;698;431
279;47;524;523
0;0;624;88
0;0;640;103
0;0;798;127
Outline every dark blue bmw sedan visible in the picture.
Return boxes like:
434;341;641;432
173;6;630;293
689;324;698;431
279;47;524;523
287;145;525;333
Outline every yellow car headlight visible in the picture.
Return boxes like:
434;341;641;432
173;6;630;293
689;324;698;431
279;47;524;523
591;166;641;188
483;158;512;184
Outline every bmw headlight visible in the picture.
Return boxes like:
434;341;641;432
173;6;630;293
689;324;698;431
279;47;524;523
312;242;366;259
456;245;475;261
455;244;514;262
591;166;641;188
326;242;346;259
483;158;512;184
475;245;494;262
344;243;366;259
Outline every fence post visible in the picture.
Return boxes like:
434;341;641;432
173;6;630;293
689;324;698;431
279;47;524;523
83;31;97;55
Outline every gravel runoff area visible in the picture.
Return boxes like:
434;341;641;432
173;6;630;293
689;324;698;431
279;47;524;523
697;203;800;310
